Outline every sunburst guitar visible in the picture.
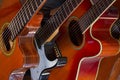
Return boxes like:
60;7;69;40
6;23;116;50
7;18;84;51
95;19;120;80
31;0;118;80
0;0;46;80
76;7;120;80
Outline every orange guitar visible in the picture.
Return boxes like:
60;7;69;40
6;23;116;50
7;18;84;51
30;0;117;80
76;8;120;80
0;0;46;80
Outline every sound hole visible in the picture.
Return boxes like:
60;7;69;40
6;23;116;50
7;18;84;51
2;27;12;51
68;20;83;46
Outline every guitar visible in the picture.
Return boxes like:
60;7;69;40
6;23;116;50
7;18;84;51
96;19;120;80
0;0;46;79
30;0;117;80
76;8;120;80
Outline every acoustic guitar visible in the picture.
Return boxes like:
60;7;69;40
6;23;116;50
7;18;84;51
95;19;120;80
30;0;117;80
76;8;120;80
0;0;46;80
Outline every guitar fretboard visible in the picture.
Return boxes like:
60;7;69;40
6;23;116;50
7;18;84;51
35;0;116;48
9;0;44;40
78;0;115;33
111;19;120;39
35;0;82;47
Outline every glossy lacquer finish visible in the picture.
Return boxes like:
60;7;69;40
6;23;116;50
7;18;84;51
77;7;120;80
48;0;100;80
49;1;119;80
0;0;43;79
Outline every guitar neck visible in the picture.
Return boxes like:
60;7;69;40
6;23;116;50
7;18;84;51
111;19;120;39
35;0;116;48
9;0;46;41
35;0;82;47
77;0;116;33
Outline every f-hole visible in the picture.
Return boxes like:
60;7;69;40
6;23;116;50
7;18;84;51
68;20;83;46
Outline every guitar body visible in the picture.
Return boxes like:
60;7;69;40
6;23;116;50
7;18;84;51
76;7;120;80
49;3;120;80
96;53;120;80
0;1;43;79
48;0;100;80
96;19;120;80
0;0;22;79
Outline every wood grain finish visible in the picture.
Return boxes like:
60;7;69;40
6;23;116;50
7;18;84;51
0;0;43;79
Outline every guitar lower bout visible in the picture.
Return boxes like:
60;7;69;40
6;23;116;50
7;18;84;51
0;23;16;56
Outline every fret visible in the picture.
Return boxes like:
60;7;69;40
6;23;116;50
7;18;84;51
13;17;20;35
52;16;58;27
59;6;67;21
21;7;28;23
25;5;32;20
88;9;95;23
9;23;15;39
54;16;59;27
34;0;39;8
55;13;62;25
18;9;27;24
28;0;35;16
27;4;32;17
8;0;44;40
78;0;115;33
55;12;62;25
36;0;42;7
61;5;67;17
11;21;17;39
18;14;24;28
92;5;99;19
35;0;83;47
30;0;35;12
22;5;29;20
16;14;24;31
68;0;74;11
64;2;70;15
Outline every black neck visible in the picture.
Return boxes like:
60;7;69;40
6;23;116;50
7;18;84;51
111;19;120;39
9;0;44;40
35;0;115;47
76;0;115;33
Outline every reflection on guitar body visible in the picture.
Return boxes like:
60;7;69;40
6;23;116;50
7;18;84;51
0;0;46;79
76;7;120;80
31;0;117;80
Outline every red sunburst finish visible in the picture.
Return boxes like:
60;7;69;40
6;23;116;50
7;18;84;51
77;7;120;80
48;0;119;80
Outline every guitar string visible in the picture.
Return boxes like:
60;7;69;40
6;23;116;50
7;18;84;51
36;0;117;46
35;0;105;37
0;0;117;49
35;0;82;42
0;0;116;48
35;0;111;44
6;0;39;39
0;0;71;46
36;0;77;35
0;0;36;47
0;0;42;48
71;0;109;34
